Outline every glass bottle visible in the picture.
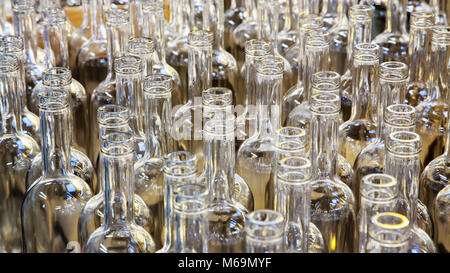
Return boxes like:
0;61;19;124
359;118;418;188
204;114;248;252
278;0;298;56
22;88;92;253
32;7;89;155
142;0;183;108
78;104;153;248
158;151;199;252
274;156;326;253
237;55;283;211
373;0;409;64
69;0;91;80
434;184;450;252
385;131;437;253
224;0;246;54
309;92;356;253
431;0;449;25
406;11;433;107
232;0;258;71
328;0;351;75
357;173;399;253
82;132;155;253
173;30;213;171
0;54;40;253
339;43;380;166
282;15;323;125
127;37;155;78
415;26;449;167
89;7;129;164
0;35;40;142
115;55;146;159
340;4;373;122
12;0;46;112
365;212;411;253
134;74;175;250
77;0;107;96
245;210;285;253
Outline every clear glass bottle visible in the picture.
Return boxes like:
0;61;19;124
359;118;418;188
340;4;373;122
22;88;92;253
309;92;356;253
142;0;183;108
115;55;146;159
78;104;152;249
431;0;448;25
357;173;399;253
237;55;283;211
0;54;40;253
127;37;155;78
134;74;175;250
278;0;298;56
77;0;107;96
365;212;411;253
69;0;91;80
274;156;325;253
245;210;285;253
434;184;450;252
232;0;258;71
32;7;89;155
89;7;129;164
82;132;155;253
385;131;437;253
224;0;247;54
415;26;449;167
0;35;40;142
373;0;409;64
406;11;433;107
173;30;213;171
339;43;380;166
12;0;46;113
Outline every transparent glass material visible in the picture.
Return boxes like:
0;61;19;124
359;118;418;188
339;43;380;166
128;37;155;78
224;0;247;54
0;1;13;35
232;0;258;71
77;0;107;96
415;26;449;167
204;115;248;252
0;54;40;253
354;61;411;206
134;74;175;250
83;132;155;253
328;0;351;75
275;156;325;253
69;0;90;80
277;0;298;56
434;184;450;252
245;210;285;253
237;55;283;211
406;11;433;107
22;88;92;253
309;93;356;253
282;16;324;125
0;35;40;142
142;0;183;108
88;7;129;165
173;30;213;172
357;174;399;253
78;104;152;249
385;131;436;253
340;4;373;122
432;0;449;25
12;0;46;113
365;212;410;253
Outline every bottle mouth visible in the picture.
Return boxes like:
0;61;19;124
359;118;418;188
173;184;208;213
0;36;24;54
43;67;72;87
12;0;35;13
311;71;341;92
432;26;450;45
379;62;409;82
128;37;155;56
97;104;129;127
0;54;20;73
203;116;236;140
298;15;324;33
105;7;130;26
101;132;135;157
38;88;70;111
384;104;416;128
202;87;233;107
369;212;410;245
410;11;434;29
114;55;143;75
349;4;373;22
144;74;172;96
310;93;340;114
245;39;271;57
386;131;422;155
371;212;409;231
142;0;164;14
245;210;285;240
163;151;198;176
43;7;67;26
188;30;213;48
277;156;311;184
255;55;284;76
360;174;398;201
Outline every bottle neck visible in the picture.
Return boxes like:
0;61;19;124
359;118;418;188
188;43;212;102
0;69;22;134
429;41;450;102
281;0;294;32
41;104;72;177
350;58;379;122
204;0;225;49
13;10;38;67
90;0;106;40
409;26;431;83
172;0;191;36
116;72;144;137
81;0;90;29
266;1;280;54
145;94;174;158
303;43;329;103
145;7;167;65
106;23;128;75
256;74;282;138
346;18;372;73
44;22;70;68
385;0;407;34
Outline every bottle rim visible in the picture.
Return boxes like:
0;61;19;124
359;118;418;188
144;74;172;96
43;67;72;86
38;88;70;111
114;55;143;75
379;62;409;82
97;104;129;126
188;30;213;48
128;37;156;56
0;53;19;73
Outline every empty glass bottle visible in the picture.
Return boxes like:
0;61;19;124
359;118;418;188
128;37;155;78
340;4;373;122
82;132;155;253
431;0;448;25
328;0;350;75
224;0;247;55
357;174;399;253
77;104;152;248
232;0;258;71
309;92;356;253
0;35;40;142
385;131;436;253
245;210;285;253
278;0;298;56
22;88;92;253
415;25;449;167
434;184;450;252
237;55;283;211
89;7;130;165
0;54;40;253
339;43;380;166
69;0;91;80
365;212;411;253
406;11;433;107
